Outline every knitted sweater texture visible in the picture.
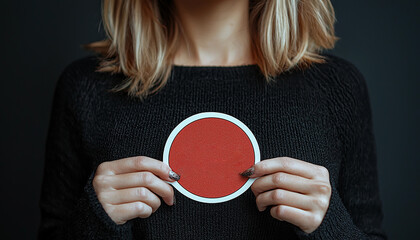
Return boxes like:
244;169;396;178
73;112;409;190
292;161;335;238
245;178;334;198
38;54;387;239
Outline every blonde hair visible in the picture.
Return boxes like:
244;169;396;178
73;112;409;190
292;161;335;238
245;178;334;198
87;0;338;101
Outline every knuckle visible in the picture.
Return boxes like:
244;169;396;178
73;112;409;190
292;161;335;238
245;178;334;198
142;211;152;218
311;213;323;226
317;166;329;177
135;156;146;169
272;173;286;186
313;197;329;209
96;191;106;202
307;213;317;225
134;202;145;214
155;198;162;209
280;157;291;170
276;205;285;217
307;212;322;227
101;175;111;185
272;189;284;202
104;204;115;216
93;175;106;188
92;175;101;185
251;183;259;196
250;183;257;193
134;172;143;183
97;162;108;173
141;172;154;185
136;203;152;218
315;182;331;195
135;187;148;199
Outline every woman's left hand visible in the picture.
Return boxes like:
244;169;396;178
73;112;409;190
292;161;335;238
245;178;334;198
240;157;332;234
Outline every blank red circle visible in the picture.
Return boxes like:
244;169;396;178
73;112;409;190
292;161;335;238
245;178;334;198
168;118;255;198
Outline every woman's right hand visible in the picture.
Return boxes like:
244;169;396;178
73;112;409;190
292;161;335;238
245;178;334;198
92;156;181;225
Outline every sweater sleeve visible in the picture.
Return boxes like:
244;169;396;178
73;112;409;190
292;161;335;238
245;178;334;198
292;61;388;239
37;62;134;239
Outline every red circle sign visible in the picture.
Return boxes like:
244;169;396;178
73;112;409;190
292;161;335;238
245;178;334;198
163;112;260;203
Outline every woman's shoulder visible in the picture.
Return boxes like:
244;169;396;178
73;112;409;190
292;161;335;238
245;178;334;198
309;53;364;80
59;55;102;82
53;55;111;110
58;54;120;90
305;53;369;98
307;53;373;123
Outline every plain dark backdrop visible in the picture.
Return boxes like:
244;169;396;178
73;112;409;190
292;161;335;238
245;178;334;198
1;0;419;239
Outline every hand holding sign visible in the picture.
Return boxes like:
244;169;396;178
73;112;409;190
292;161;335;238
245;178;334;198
92;156;181;225
241;157;332;234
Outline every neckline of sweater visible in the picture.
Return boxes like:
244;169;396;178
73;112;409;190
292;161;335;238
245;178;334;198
170;63;262;80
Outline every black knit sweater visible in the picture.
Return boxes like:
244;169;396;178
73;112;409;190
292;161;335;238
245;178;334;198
37;54;387;239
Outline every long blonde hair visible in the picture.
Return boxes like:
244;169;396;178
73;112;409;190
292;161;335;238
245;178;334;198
87;0;338;101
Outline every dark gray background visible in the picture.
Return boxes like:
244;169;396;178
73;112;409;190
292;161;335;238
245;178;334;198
1;0;418;239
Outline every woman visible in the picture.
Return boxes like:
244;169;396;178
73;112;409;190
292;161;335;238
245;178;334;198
38;0;387;239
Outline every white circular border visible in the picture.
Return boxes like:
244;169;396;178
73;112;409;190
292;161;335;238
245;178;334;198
163;112;260;204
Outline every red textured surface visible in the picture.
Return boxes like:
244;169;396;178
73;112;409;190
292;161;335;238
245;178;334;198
169;118;255;198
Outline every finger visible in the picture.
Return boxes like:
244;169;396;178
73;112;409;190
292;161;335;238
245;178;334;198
97;156;180;182
106;202;153;224
106;172;175;205
270;205;315;233
99;187;162;212
251;172;313;196
255;189;312;212
241;157;323;179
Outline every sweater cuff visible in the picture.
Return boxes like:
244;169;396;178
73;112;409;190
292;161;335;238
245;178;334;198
83;170;134;235
292;183;368;240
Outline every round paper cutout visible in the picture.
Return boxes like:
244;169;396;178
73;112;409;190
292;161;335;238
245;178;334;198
163;112;260;203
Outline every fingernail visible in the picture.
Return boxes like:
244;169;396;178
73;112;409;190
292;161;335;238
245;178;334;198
169;170;181;181
240;167;255;177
